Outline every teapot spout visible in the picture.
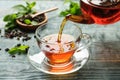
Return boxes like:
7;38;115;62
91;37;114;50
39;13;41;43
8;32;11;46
66;14;94;24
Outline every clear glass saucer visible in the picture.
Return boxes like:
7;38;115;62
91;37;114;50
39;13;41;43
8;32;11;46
27;47;89;75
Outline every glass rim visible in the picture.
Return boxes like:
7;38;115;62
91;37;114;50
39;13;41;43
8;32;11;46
35;22;82;45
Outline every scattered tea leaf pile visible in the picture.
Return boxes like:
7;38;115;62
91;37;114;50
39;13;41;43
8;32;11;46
5;29;31;41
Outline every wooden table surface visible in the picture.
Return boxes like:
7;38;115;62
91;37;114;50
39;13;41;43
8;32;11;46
0;0;120;80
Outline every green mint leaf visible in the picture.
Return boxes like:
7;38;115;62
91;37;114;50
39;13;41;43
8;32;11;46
59;0;82;17
18;45;29;53
24;19;31;25
3;14;17;22
70;7;76;14
8;45;29;55
11;14;17;20
26;2;36;14
8;47;18;55
70;1;78;8
16;12;25;18
3;15;12;22
31;21;38;25
12;5;27;13
29;2;36;9
5;22;16;30
4;14;17;30
60;11;70;17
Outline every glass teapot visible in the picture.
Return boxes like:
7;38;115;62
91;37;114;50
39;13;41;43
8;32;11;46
66;0;120;25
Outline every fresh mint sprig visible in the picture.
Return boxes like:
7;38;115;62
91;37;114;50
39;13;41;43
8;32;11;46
3;1;36;30
60;0;82;17
13;1;36;15
8;45;29;55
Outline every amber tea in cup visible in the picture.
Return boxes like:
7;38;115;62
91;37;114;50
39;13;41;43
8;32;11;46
40;34;76;64
35;22;82;65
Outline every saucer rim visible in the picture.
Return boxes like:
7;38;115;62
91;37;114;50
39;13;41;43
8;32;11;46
27;48;90;75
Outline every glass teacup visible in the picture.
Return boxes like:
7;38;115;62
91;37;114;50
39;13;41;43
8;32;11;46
28;21;91;74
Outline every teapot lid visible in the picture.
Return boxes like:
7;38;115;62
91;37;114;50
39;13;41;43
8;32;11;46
88;0;120;7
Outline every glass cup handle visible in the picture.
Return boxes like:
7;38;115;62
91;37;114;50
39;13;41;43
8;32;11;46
77;33;92;51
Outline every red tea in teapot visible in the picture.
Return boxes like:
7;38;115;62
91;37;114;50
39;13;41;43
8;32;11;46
80;0;120;24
